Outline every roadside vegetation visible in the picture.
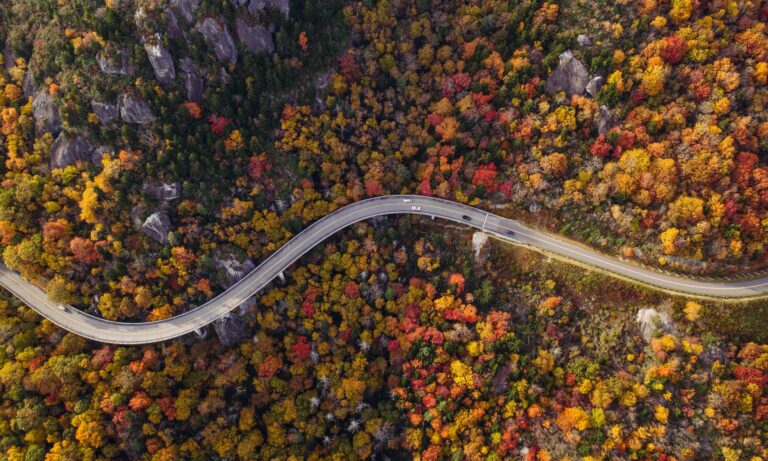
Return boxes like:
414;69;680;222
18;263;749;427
0;0;766;459
0;217;766;459
0;0;766;321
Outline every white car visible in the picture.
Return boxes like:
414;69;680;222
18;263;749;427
403;198;412;203
411;206;421;211
57;304;68;312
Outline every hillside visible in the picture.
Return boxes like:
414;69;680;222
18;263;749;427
0;0;767;459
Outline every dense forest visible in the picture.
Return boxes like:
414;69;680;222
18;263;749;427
0;0;767;321
0;0;767;319
0;219;766;459
0;0;767;459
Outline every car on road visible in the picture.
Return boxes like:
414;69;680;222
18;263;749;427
57;304;68;312
403;198;412;203
462;215;471;221
411;206;421;211
506;230;515;236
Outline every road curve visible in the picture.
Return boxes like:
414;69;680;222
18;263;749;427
1;195;767;345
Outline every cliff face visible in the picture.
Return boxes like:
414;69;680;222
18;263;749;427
12;0;292;176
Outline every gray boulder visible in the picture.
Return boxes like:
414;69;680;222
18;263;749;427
472;232;491;264
170;0;200;24
179;57;197;75
231;0;261;16
179;58;204;103
118;94;154;124
636;307;676;343
91;101;119;124
700;345;728;367
133;6;148;30
184;73;204;103
577;34;592;47
214;314;248;347
165;8;183;39
235;16;274;54
195;17;238;65
266;0;290;18
96;48;133;75
232;0;289;17
218;66;230;85
545;50;590;96
596;105;617;135
32;89;63;135
143;35;176;85
22;71;36;99
267;0;291;18
91;146;113;168
214;252;256;286
314;70;333;90
50;134;94;169
142;212;171;244
586;76;604;98
3;40;15;72
143;182;181;201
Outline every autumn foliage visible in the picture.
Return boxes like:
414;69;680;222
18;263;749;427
0;0;766;459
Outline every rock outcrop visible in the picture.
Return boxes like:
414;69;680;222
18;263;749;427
179;58;204;103
22;72;36;99
96;47;133;75
170;0;200;24
118;94;154;124
266;0;290;18
32;89;63;135
134;6;148;30
235;16;274;54
232;0;288;17
577;34;592;47
700;345;728;367
596;105;617;135
3;40;15;72
91;146;113;168
314;71;333;91
545;50;589;96
143;182;181;201
91;101;119;124
472;232;491;264
195;17;238;65
214;252;256;286
214;314;248;347
636;307;676;343
142;212;171;244
585;76;604;98
143;35;176;85
218;66;230;85
165;8;183;39
50;134;94;169
491;361;515;395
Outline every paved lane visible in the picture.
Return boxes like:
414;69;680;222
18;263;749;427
0;195;765;345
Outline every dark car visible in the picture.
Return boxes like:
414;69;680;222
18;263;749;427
462;215;471;221
506;230;515;236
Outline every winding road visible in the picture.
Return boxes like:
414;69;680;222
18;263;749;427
1;195;767;345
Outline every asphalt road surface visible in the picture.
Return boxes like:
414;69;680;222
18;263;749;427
1;195;766;345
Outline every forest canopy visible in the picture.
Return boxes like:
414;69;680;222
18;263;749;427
0;0;767;459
